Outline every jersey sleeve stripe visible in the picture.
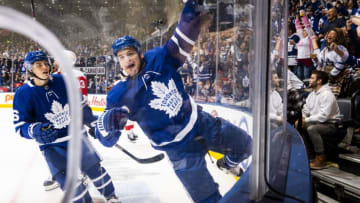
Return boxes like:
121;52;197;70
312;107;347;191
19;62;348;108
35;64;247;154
170;36;191;58
28;122;41;138
97;112;109;137
14;121;26;128
175;27;195;45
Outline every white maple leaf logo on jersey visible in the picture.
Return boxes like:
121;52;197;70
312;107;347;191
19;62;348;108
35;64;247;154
149;79;183;118
44;101;71;129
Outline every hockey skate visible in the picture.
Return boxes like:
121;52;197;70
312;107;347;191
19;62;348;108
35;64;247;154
43;176;59;191
106;194;122;203
216;157;244;177
127;131;138;142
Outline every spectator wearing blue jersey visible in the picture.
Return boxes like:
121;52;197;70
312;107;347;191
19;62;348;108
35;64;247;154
288;22;300;73
95;1;252;203
12;50;121;203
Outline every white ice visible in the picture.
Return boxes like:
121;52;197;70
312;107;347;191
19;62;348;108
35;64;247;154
0;108;237;203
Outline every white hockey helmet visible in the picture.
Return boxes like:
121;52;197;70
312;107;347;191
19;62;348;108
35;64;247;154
63;50;77;65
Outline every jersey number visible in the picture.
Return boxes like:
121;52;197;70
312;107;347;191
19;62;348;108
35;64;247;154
13;110;20;122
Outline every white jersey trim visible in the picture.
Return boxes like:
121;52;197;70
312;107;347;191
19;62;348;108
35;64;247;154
72;186;89;202
95;179;112;190
151;96;197;147
26;80;34;87
92;171;108;182
14;121;26;128
38;135;70;146
171;36;191;58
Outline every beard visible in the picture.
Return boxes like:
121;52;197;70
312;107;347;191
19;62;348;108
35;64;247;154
309;82;317;89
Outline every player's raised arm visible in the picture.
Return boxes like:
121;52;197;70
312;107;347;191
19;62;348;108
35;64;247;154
165;0;211;63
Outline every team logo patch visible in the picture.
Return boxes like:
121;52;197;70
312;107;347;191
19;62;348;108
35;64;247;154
45;101;71;129
149;79;183;118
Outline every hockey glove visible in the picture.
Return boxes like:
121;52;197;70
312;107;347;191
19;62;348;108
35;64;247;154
106;107;129;131
96;107;129;147
32;123;59;144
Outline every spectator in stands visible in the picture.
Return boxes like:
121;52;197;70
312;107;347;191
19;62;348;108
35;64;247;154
302;70;340;169
295;11;315;80
198;55;211;84
178;62;192;85
288;22;300;73
269;72;283;123
287;66;304;91
311;28;349;82
319;7;346;38
87;78;95;93
185;77;196;97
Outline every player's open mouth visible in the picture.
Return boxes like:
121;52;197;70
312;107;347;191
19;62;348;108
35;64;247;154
127;64;135;69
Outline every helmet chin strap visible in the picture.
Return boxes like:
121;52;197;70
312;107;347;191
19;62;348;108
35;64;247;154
30;71;49;81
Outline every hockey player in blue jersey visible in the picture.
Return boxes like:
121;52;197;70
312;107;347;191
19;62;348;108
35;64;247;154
13;50;121;203
95;0;252;202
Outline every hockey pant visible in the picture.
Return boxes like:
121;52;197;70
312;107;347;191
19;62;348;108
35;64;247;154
43;141;116;202
165;110;252;203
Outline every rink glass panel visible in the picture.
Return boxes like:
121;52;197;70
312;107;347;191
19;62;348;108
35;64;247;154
0;0;299;201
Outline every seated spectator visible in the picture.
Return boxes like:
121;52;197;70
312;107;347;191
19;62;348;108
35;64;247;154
302;70;340;169
269;72;283;123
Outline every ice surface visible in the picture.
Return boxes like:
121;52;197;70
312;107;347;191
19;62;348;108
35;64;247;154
0;108;236;203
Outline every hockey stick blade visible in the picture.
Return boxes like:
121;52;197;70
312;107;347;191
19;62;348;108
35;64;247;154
115;144;165;164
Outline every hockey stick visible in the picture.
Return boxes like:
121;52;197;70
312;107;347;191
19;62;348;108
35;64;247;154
115;143;165;164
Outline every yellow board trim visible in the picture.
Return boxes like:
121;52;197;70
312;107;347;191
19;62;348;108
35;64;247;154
208;151;224;160
208;151;239;180
90;107;105;112
0;104;13;108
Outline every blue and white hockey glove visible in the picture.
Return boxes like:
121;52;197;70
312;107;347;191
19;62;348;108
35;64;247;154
96;107;129;147
31;123;59;144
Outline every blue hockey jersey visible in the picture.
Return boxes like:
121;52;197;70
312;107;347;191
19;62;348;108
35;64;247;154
13;74;92;151
104;0;207;150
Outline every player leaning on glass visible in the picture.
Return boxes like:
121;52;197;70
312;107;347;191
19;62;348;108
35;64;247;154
12;50;121;203
94;0;252;202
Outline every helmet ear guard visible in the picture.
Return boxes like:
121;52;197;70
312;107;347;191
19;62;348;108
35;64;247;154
24;63;33;71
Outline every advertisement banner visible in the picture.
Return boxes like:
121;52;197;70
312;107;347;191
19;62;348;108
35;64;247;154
78;67;105;75
0;93;14;108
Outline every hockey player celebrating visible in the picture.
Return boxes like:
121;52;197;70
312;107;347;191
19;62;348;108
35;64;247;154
13;50;121;203
43;49;97;191
95;1;252;203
